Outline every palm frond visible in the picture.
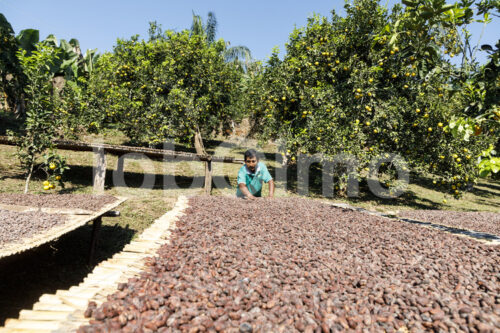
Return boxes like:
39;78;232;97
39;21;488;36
206;12;217;44
224;46;252;63
190;11;205;37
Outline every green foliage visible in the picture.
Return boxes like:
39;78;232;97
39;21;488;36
2;6;497;200
9;44;67;193
471;41;500;133
478;144;499;177
0;13;100;121
87;30;242;147
0;13;25;115
41;152;70;190
55;77;92;137
42;35;100;80
476;0;500;17
250;0;495;197
16;28;40;55
446;117;476;141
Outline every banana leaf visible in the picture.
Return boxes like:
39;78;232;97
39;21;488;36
68;38;80;48
16;29;39;55
60;39;74;53
43;34;58;47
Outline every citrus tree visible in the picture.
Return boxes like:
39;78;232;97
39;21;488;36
250;0;494;197
88;29;242;154
9;44;68;193
385;0;499;180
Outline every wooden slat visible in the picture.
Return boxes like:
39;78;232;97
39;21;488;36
37;295;64;306
204;160;213;195
32;302;76;312
122;243;160;253
56;295;88;310
129;238;163;245
82;270;124;286
19;310;70;321
0;328;53;333
112;252;148;260
99;262;142;273
67;286;100;294
4;319;60;330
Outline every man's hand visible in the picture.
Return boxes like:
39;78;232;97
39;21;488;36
239;183;256;199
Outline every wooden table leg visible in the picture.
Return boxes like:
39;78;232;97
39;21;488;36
88;217;102;266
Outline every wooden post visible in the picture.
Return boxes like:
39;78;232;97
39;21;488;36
88;217;102;266
204;160;213;195
117;155;125;175
93;147;106;193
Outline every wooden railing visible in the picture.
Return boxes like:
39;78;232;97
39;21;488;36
0;136;244;194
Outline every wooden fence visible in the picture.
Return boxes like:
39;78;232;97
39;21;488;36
0;136;244;194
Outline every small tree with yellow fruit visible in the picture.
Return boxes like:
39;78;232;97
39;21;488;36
8;44;68;193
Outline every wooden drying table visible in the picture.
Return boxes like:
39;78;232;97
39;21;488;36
0;197;126;264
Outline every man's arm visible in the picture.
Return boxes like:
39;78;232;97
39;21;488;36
238;183;256;199
268;179;275;198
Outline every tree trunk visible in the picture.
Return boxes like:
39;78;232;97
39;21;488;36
194;130;207;156
24;162;34;194
195;129;212;194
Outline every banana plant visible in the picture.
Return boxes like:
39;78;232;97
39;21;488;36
43;34;81;79
40;34;100;80
81;48;100;77
16;29;39;55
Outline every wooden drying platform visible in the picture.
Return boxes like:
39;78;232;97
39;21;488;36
327;202;500;246
0;197;127;260
0;196;188;333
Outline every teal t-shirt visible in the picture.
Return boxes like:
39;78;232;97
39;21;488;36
236;161;272;197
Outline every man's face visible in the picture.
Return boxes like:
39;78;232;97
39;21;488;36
245;156;258;172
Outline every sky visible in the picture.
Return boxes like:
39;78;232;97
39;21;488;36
1;0;498;64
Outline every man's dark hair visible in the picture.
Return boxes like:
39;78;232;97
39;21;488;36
244;149;259;161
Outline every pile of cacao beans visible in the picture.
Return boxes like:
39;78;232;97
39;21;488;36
79;196;500;332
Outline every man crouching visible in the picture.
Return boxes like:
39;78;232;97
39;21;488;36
236;149;275;199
